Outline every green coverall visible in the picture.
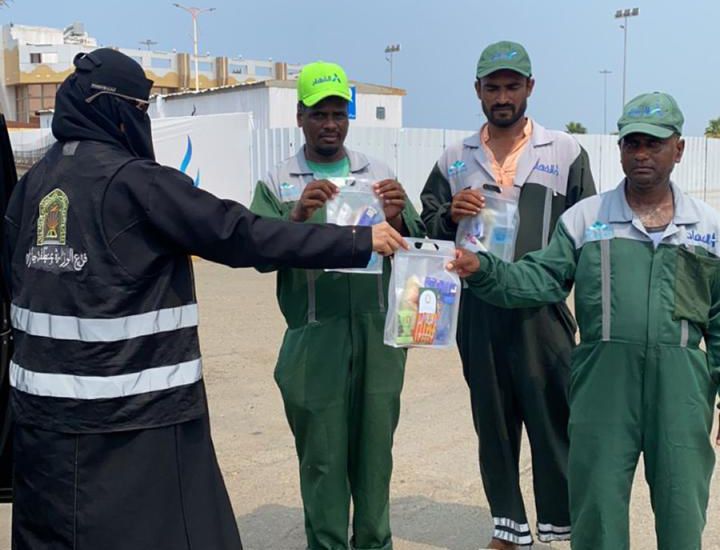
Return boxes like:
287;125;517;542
251;149;425;550
464;181;720;550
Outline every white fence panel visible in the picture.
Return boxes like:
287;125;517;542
705;139;720;211
673;137;707;203
14;118;720;216
396;128;447;205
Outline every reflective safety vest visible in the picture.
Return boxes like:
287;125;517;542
6;140;206;433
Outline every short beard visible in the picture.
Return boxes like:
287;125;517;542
312;145;341;158
482;99;528;128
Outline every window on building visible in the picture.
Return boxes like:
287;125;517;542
15;83;60;122
254;66;272;77
376;106;386;120
151;57;172;69
27;84;42;97
30;53;41;64
197;61;213;72
229;64;247;75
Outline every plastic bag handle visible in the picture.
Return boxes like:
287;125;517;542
403;237;455;254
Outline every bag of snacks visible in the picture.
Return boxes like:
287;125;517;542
384;238;460;349
325;177;385;274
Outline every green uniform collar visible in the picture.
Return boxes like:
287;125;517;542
287;147;371;176
606;180;700;225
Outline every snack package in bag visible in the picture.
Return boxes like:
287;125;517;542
384;238;461;349
325;177;385;274
456;183;520;262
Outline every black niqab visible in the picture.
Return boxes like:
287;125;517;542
52;49;156;160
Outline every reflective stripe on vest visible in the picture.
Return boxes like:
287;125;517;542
11;303;199;342
10;358;203;399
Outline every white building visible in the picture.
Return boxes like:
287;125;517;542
150;79;405;129
0;21;303;123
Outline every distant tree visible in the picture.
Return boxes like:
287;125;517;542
705;117;720;138
566;121;587;134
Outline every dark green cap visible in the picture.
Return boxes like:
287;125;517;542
617;92;684;139
476;41;532;79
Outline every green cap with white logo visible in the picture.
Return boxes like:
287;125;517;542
617;92;684;139
476;41;532;79
297;61;352;107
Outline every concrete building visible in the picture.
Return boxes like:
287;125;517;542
0;21;302;124
150;79;405;129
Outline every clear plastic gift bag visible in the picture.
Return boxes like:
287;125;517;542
456;183;520;262
324;177;385;274
384;238;461;349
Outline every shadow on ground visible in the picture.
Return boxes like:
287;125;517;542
237;496;556;550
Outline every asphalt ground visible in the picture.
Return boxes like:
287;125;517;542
2;261;720;549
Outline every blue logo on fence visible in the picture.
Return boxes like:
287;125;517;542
179;136;201;188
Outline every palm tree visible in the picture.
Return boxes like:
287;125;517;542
705;118;720;138
566;121;587;134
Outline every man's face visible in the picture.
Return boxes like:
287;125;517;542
619;133;685;188
297;96;349;158
476;70;534;128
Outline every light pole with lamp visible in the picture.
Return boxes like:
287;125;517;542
614;7;639;108
172;3;216;92
139;39;158;51
384;44;400;88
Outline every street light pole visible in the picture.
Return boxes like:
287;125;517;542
173;4;216;92
599;69;612;134
139;39;157;51
614;7;639;108
384;44;400;88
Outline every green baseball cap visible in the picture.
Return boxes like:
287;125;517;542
617;92;684;139
476;41;532;79
297;61;352;107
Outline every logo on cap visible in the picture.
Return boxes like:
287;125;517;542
627;104;664;118
312;73;342;86
490;51;518;62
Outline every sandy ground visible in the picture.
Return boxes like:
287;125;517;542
2;261;720;549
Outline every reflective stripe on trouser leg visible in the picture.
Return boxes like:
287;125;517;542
493;517;533;546
537;522;571;542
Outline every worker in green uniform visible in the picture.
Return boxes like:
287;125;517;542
250;61;424;550
420;41;595;548
448;92;720;550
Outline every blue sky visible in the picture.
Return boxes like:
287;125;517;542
8;0;717;135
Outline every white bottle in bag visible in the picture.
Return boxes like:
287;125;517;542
456;183;520;262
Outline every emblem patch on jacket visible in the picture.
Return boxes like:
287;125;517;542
584;221;614;242
26;188;88;272
279;181;300;202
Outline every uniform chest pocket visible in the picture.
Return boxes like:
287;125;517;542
673;247;720;327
